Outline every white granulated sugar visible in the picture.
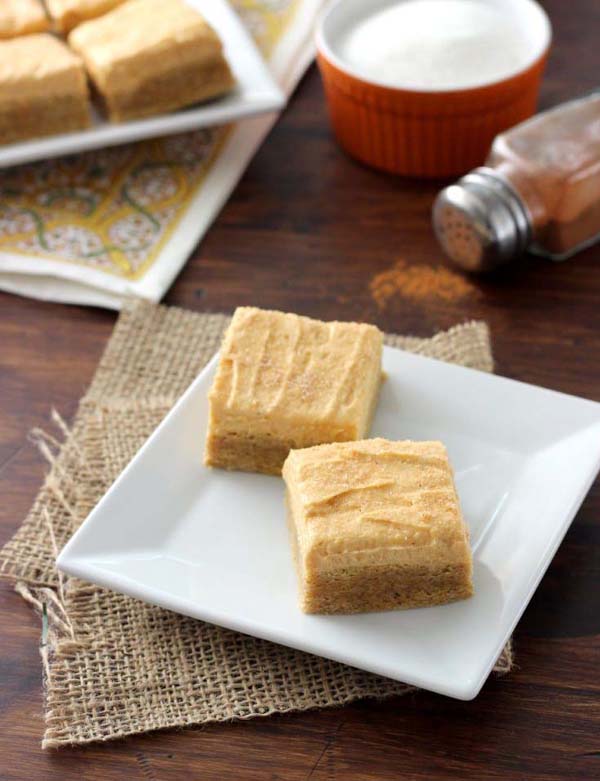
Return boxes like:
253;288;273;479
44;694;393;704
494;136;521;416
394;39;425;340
337;0;532;90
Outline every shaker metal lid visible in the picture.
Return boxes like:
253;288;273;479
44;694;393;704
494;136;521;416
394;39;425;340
432;168;531;272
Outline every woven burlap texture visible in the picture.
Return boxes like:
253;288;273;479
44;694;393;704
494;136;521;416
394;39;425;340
0;301;512;748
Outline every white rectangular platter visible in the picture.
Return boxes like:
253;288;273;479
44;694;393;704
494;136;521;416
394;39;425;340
57;346;600;699
0;0;284;168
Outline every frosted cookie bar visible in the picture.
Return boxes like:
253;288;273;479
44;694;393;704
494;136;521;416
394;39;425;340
282;439;473;614
0;0;49;39
46;0;127;33
205;307;383;475
0;34;90;145
69;0;235;122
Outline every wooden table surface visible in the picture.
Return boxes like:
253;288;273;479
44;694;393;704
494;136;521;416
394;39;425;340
2;1;599;778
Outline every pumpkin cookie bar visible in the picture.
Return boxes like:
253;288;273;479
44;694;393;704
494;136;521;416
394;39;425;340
0;0;49;39
46;0;126;33
205;307;383;475
69;0;235;122
282;438;473;614
0;34;90;145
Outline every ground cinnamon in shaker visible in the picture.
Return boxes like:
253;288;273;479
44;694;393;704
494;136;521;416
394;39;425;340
433;92;600;271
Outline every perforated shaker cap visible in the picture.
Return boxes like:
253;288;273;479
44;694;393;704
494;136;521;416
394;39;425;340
432;168;531;272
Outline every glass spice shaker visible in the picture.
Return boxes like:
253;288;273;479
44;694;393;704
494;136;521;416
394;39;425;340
432;92;600;271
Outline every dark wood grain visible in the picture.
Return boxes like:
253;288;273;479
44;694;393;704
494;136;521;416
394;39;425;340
1;0;599;777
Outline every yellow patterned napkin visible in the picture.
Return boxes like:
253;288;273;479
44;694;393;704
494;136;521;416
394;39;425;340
0;0;323;308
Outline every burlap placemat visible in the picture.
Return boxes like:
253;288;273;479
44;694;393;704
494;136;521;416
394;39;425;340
0;302;512;748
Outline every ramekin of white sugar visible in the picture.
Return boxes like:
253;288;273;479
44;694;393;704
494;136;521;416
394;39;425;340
316;0;552;177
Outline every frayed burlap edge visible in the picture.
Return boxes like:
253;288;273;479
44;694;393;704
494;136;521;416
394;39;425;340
0;302;512;748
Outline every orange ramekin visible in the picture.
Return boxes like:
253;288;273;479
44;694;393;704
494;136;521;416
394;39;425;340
316;0;552;178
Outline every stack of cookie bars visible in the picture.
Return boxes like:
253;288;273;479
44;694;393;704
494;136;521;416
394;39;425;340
0;0;234;144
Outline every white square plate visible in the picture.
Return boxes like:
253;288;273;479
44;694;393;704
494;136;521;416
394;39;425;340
0;0;284;168
57;347;600;699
